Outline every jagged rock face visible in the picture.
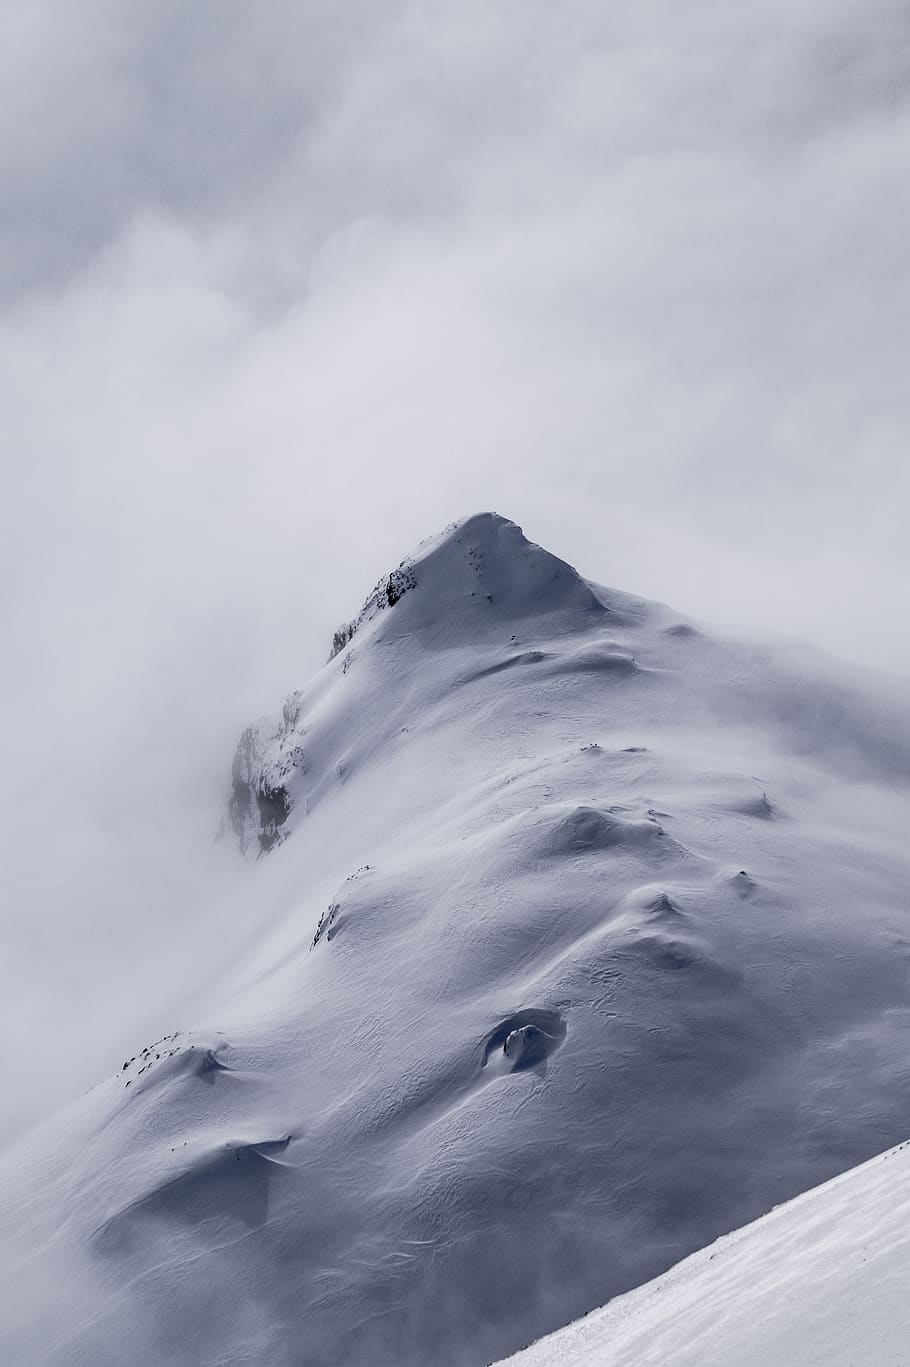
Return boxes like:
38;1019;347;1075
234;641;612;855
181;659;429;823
228;696;305;856
7;512;910;1367
325;511;599;659
327;555;421;663
328;620;355;662
229;727;288;855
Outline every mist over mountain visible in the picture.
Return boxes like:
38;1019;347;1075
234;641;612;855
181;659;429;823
2;514;910;1367
6;0;910;1160
496;1136;910;1366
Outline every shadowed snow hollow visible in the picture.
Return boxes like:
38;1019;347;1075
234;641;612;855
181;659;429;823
3;513;910;1367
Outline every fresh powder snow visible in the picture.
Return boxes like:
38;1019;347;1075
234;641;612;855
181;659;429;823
494;1137;910;1366
2;513;909;1367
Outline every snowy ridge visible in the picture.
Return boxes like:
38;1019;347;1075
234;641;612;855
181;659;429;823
2;512;910;1367
494;1136;910;1366
326;511;605;659
231;512;604;855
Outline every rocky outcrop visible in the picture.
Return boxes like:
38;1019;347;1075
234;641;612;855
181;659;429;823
228;695;305;856
327;562;419;661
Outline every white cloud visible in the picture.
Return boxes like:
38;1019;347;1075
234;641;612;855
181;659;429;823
2;0;909;1138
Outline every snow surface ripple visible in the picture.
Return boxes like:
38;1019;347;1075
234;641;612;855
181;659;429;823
2;513;910;1367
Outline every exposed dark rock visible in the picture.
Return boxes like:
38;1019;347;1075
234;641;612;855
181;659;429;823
229;725;296;857
327;562;418;659
328;621;355;662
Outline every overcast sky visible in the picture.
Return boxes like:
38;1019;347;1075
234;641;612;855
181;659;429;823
2;0;909;1140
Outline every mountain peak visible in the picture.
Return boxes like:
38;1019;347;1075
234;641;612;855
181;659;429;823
10;508;910;1367
329;512;601;659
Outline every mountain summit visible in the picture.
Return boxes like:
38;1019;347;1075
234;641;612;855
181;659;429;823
327;512;604;659
233;513;614;855
4;517;910;1367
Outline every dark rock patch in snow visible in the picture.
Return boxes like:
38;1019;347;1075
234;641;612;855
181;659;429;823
123;1032;183;1082
385;566;418;606
312;868;374;949
482;1009;567;1072
254;780;291;851
327;560;419;657
328;620;356;661
502;1024;557;1071
311;901;341;948
726;868;758;897
229;719;302;856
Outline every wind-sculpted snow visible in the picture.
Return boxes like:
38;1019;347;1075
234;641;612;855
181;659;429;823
495;1138;910;1366
3;512;910;1367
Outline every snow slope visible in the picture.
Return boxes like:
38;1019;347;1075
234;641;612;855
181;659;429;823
495;1137;910;1366
2;512;910;1367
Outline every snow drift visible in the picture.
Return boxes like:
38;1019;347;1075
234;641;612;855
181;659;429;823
2;512;910;1367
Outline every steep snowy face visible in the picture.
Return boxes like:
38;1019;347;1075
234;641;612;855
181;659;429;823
327;511;605;656
3;513;910;1367
230;512;607;856
495;1137;910;1367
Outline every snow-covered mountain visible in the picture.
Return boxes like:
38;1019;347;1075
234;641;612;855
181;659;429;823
495;1136;910;1366
3;512;910;1367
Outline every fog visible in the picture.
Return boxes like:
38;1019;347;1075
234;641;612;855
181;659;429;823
2;0;909;1140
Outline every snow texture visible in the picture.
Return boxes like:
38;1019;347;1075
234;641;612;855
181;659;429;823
2;512;910;1367
495;1137;910;1366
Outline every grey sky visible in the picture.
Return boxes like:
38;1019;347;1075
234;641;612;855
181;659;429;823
2;0;909;1139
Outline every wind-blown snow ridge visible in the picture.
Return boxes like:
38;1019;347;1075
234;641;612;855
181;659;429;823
234;513;606;855
3;512;910;1367
328;511;604;659
494;1136;910;1366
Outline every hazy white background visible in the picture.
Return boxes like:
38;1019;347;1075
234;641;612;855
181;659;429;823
2;0;909;1140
